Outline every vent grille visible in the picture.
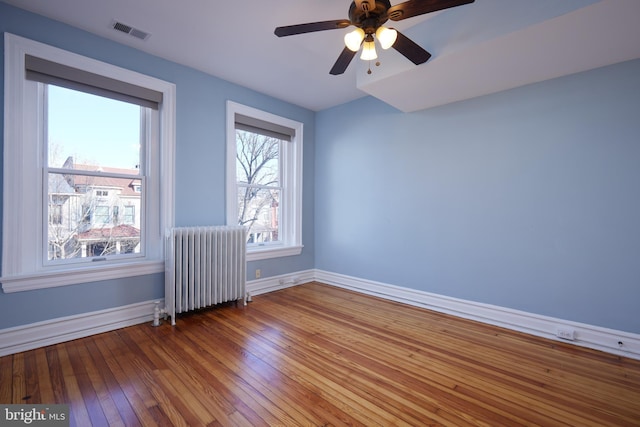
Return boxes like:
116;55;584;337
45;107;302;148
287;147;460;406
111;20;150;40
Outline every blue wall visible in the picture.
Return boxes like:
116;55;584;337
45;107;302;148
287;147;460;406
0;3;315;329
316;59;640;334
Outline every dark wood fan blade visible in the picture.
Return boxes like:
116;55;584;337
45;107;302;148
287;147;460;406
392;31;431;65
330;47;357;75
274;20;351;37
388;0;474;21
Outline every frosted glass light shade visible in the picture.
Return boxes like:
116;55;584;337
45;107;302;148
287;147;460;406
344;28;365;52
360;41;377;60
376;26;397;50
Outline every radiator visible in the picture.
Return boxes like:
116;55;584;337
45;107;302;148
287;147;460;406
165;226;247;325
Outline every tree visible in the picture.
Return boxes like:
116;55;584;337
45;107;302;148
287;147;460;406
235;130;280;242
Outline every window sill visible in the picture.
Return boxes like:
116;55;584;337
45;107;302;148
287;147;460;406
0;260;164;293
246;245;303;261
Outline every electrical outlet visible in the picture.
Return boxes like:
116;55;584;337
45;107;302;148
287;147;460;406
556;327;576;341
255;269;261;279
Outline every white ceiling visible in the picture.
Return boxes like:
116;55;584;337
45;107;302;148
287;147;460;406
2;0;640;112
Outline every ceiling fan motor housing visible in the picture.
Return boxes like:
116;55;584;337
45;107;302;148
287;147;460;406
349;0;392;34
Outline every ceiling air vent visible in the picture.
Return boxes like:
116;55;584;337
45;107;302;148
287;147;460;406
111;20;150;40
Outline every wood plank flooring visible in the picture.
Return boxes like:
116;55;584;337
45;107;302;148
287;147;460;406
2;282;640;426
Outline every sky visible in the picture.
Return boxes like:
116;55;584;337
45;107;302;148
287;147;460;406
47;85;142;170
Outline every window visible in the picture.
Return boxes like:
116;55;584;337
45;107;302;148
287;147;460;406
94;206;111;225
1;34;176;292
123;206;136;224
49;204;63;225
226;101;303;261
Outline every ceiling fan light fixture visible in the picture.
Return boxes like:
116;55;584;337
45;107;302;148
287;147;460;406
360;40;377;60
376;26;397;50
274;0;475;75
344;28;365;52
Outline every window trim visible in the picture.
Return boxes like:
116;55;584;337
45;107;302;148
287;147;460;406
1;33;176;293
226;101;303;261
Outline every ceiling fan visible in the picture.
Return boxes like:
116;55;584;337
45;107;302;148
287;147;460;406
274;0;475;75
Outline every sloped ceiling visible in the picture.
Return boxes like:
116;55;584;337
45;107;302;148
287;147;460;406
358;0;640;111
2;0;639;112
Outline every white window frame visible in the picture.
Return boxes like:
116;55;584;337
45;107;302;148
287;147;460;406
1;33;176;292
226;101;303;261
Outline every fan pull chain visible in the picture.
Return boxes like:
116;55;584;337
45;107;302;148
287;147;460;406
367;60;382;75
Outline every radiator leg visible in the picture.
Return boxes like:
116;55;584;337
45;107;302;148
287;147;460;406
246;292;252;304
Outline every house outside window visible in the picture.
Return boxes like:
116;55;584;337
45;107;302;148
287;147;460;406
226;101;303;261
1;33;176;292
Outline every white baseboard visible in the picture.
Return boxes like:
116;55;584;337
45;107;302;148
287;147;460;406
3;268;638;361
246;269;316;298
0;299;162;357
314;270;640;360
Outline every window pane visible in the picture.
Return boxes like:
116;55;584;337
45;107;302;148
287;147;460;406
47;172;142;260
47;85;142;170
237;186;280;244
235;130;280;186
46;85;144;263
94;206;109;224
235;128;282;245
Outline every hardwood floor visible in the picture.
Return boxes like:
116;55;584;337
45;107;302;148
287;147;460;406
2;282;640;426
